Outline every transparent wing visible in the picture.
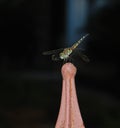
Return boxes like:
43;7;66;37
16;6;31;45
79;53;90;62
73;47;85;52
70;48;90;63
42;48;64;55
51;54;61;61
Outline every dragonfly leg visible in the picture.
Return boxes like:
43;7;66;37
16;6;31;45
64;57;73;64
68;57;73;63
62;58;68;64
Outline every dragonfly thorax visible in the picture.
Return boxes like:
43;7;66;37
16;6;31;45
59;48;72;60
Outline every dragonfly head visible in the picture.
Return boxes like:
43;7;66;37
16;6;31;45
59;52;64;60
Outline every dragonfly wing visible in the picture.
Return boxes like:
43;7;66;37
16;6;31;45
70;48;90;62
79;53;90;62
74;47;85;52
52;54;61;61
42;48;64;55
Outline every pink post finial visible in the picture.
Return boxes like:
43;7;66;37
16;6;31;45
55;63;85;128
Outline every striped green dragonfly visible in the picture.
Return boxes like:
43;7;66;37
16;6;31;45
42;34;90;63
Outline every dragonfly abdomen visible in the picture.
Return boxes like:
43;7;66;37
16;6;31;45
71;34;89;50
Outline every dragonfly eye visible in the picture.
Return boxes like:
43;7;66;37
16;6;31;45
59;53;64;59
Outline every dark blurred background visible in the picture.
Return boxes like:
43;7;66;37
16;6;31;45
0;0;120;128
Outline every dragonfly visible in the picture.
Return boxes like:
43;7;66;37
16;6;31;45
42;34;90;63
